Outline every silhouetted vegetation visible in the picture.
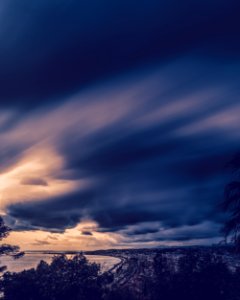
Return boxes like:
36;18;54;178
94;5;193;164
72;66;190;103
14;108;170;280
1;250;240;300
222;153;240;250
0;217;24;273
169;253;233;300
1;254;112;300
106;251;240;300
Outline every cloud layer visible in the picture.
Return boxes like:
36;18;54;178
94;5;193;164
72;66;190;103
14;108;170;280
1;0;240;248
0;0;239;108
1;59;239;247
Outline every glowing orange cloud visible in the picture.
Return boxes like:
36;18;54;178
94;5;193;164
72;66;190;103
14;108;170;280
4;220;121;251
0;144;88;213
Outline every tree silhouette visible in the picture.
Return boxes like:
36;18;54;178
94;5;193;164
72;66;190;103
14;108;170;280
2;254;110;300
0;217;24;273
222;153;240;249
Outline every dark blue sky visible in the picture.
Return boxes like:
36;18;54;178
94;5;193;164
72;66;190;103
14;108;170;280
1;0;240;248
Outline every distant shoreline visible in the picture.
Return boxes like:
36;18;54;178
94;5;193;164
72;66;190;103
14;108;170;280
24;244;235;255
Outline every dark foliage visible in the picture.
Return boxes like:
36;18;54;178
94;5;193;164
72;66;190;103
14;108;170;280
221;153;240;249
0;217;24;273
171;253;233;300
107;252;240;300
1;250;240;300
1;254;112;300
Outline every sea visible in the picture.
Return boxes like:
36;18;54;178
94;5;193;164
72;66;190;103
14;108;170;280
0;253;120;273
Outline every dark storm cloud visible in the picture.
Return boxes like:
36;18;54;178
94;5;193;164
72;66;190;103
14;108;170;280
122;221;222;243
0;0;239;108
81;231;93;236
1;0;240;245
4;58;240;244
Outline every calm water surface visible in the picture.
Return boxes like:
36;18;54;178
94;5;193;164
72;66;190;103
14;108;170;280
0;253;120;273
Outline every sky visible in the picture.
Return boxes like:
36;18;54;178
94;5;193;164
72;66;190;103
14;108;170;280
1;0;240;250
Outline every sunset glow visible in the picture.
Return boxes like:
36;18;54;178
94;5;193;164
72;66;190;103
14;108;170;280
0;146;81;210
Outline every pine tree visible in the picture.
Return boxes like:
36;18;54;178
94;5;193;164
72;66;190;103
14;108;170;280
0;217;24;273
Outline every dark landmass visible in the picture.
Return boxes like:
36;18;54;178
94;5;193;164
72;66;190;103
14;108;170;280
26;246;240;295
85;246;240;294
3;246;240;300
